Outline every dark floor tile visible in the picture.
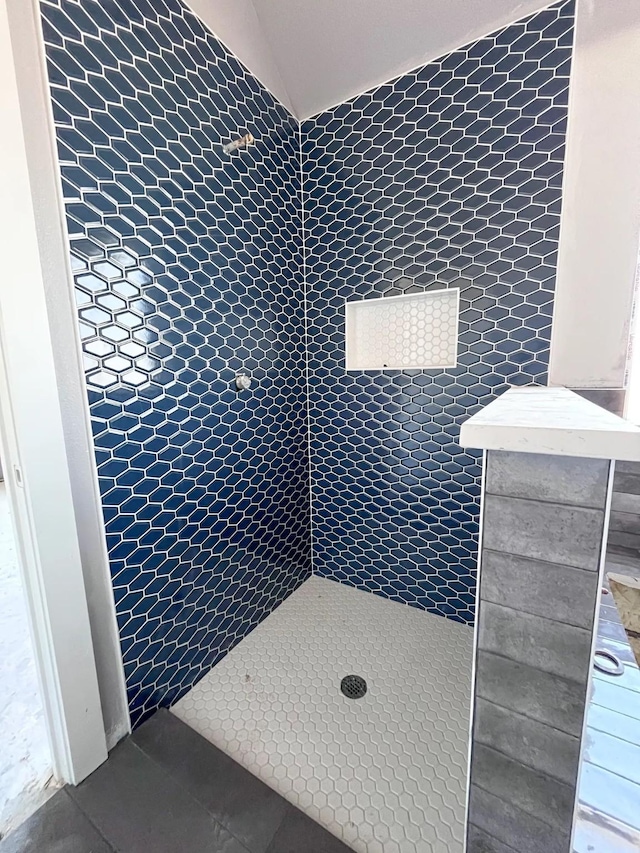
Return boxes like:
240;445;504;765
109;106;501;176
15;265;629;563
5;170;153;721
476;651;585;737
69;740;249;853
469;784;570;853
266;807;350;853
471;744;574;833
133;711;287;853
0;789;113;853
467;823;518;853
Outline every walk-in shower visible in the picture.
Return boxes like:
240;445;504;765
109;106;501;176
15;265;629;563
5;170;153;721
38;0;577;849
174;578;473;851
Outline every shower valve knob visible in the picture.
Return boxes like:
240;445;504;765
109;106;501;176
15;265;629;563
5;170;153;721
235;373;252;391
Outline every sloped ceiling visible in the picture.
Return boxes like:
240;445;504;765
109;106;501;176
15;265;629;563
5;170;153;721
186;0;294;112
188;0;556;119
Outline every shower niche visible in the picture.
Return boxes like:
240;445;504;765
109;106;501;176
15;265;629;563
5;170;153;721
345;289;460;371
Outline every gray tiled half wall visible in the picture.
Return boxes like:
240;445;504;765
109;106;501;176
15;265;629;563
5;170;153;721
609;460;640;551
467;450;612;853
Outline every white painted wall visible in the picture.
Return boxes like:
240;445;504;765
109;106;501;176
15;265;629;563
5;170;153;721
549;0;640;391
185;0;293;114
0;0;109;782
5;0;130;750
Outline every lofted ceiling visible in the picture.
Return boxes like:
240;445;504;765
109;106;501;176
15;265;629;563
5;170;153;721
187;0;556;119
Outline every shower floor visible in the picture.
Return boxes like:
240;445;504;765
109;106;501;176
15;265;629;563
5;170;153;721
172;576;474;853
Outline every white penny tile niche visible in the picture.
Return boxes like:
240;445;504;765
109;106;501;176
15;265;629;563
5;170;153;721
345;289;460;371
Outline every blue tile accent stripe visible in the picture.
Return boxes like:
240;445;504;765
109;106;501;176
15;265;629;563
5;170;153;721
40;0;310;725
301;0;574;623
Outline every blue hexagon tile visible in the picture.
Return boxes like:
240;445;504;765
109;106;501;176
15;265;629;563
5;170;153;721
40;0;311;725
301;0;574;625
41;0;575;727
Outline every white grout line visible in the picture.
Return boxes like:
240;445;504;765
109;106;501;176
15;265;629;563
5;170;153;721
298;121;315;574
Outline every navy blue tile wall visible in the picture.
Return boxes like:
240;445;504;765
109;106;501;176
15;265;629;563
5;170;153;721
301;0;574;624
40;0;310;725
41;0;575;722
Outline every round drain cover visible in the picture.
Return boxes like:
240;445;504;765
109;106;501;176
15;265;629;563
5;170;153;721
340;674;367;699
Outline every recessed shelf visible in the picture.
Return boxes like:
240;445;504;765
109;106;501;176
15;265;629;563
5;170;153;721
345;288;460;371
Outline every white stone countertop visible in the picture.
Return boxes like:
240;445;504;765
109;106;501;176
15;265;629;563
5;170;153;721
460;387;640;460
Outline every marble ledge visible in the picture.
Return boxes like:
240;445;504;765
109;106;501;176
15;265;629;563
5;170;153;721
460;387;640;461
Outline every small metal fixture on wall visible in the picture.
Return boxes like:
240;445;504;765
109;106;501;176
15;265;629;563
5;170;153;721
235;373;252;391
223;133;254;154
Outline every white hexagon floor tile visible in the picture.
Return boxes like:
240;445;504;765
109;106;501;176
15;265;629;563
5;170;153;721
172;576;474;853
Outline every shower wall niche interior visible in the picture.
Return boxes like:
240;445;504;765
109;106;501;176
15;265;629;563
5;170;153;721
40;0;574;723
41;0;310;725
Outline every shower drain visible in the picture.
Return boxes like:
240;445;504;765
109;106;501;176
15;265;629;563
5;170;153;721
340;674;367;699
